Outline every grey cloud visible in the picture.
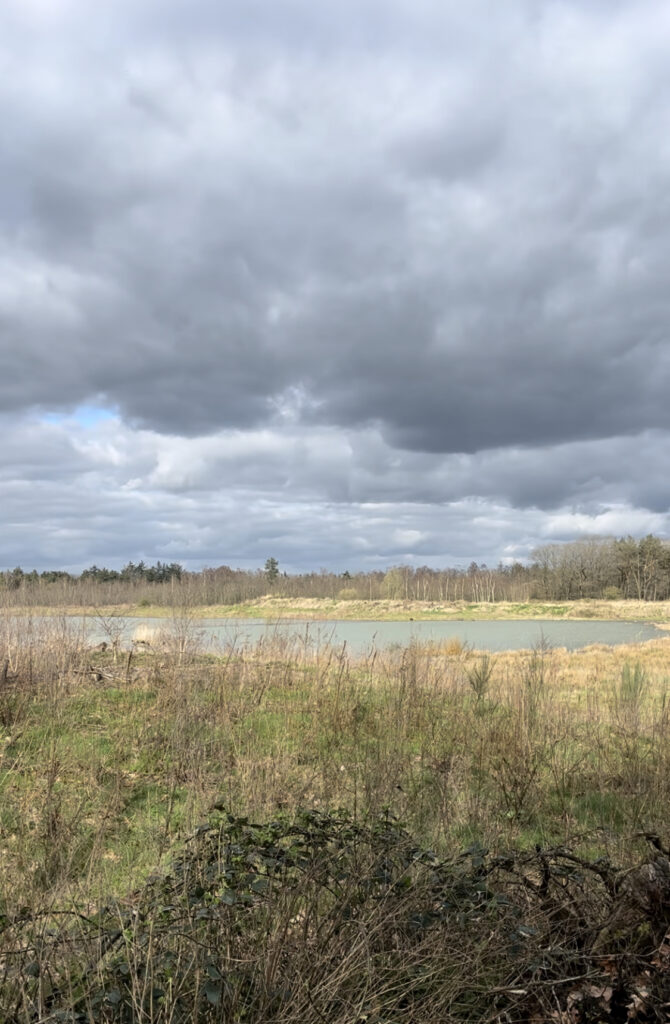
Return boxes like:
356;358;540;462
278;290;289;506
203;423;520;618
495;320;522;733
398;118;504;184
7;413;669;514
1;413;669;572
1;0;670;570
4;7;669;451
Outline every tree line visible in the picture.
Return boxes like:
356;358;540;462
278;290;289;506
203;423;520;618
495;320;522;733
1;560;184;590
2;535;670;605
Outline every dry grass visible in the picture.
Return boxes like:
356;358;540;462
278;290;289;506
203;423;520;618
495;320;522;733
7;595;670;622
227;595;670;621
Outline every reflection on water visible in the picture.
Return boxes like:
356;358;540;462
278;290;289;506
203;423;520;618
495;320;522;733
47;615;664;655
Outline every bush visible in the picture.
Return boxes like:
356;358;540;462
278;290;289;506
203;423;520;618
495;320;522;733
5;810;670;1023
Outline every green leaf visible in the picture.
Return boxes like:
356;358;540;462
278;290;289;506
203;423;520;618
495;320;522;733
205;981;222;1006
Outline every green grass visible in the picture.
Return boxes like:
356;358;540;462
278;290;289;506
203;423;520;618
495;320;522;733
2;623;670;1019
9;638;667;889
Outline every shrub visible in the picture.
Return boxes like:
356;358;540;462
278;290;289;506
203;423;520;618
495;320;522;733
5;811;670;1023
465;653;495;699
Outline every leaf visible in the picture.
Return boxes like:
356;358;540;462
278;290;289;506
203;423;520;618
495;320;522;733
205;980;222;1006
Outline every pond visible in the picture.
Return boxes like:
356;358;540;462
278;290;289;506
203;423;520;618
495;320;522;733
53;615;665;655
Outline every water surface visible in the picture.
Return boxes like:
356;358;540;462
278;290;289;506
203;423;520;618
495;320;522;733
55;615;663;655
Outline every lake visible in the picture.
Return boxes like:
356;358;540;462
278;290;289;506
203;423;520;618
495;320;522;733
55;615;665;655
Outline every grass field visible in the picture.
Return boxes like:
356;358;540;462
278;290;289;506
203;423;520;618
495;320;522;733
2;616;670;1020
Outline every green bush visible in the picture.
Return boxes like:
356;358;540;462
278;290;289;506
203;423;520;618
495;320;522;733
6;810;670;1023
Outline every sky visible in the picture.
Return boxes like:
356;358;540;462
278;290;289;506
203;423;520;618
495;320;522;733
1;0;670;574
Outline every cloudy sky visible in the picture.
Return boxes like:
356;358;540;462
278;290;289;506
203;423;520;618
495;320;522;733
2;0;669;573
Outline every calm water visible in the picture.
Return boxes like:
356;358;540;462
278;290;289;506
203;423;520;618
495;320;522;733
50;615;664;655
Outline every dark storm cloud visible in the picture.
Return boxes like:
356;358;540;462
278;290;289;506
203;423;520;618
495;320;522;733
3;4;669;447
1;0;669;569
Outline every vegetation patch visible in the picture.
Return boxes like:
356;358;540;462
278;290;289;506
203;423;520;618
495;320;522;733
3;811;670;1022
2;617;670;1019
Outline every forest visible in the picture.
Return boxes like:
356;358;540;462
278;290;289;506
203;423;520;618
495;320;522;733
2;534;670;605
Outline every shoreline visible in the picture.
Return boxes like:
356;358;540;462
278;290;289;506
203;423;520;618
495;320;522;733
4;596;670;624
